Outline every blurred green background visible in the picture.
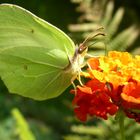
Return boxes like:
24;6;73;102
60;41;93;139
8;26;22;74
0;0;140;140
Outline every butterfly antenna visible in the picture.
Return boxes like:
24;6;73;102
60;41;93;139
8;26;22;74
82;26;104;45
87;40;98;48
83;32;105;45
78;32;105;54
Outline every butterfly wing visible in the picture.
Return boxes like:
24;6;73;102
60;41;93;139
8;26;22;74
0;4;76;100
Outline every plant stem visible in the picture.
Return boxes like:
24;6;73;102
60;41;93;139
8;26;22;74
118;111;126;140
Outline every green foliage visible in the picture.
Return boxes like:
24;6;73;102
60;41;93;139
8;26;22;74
0;107;61;140
64;117;140;140
0;118;16;140
12;108;36;140
64;135;92;140
69;0;139;55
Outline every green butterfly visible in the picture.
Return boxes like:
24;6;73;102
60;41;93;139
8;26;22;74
0;4;88;100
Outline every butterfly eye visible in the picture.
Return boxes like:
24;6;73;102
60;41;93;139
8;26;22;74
78;43;87;54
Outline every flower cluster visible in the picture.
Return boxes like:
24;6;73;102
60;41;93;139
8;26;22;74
71;51;140;122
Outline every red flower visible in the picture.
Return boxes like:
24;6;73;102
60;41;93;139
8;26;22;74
120;81;140;122
71;79;118;121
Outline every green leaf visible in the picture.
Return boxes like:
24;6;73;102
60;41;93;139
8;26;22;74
108;26;139;51
101;0;114;27
12;108;36;140
107;7;124;37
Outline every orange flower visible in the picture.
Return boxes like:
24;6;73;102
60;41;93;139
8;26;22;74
121;82;140;107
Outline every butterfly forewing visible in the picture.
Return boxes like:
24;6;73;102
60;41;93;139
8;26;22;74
0;4;76;100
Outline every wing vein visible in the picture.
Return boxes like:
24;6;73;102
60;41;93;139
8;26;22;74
41;72;62;95
23;70;59;78
0;53;63;69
